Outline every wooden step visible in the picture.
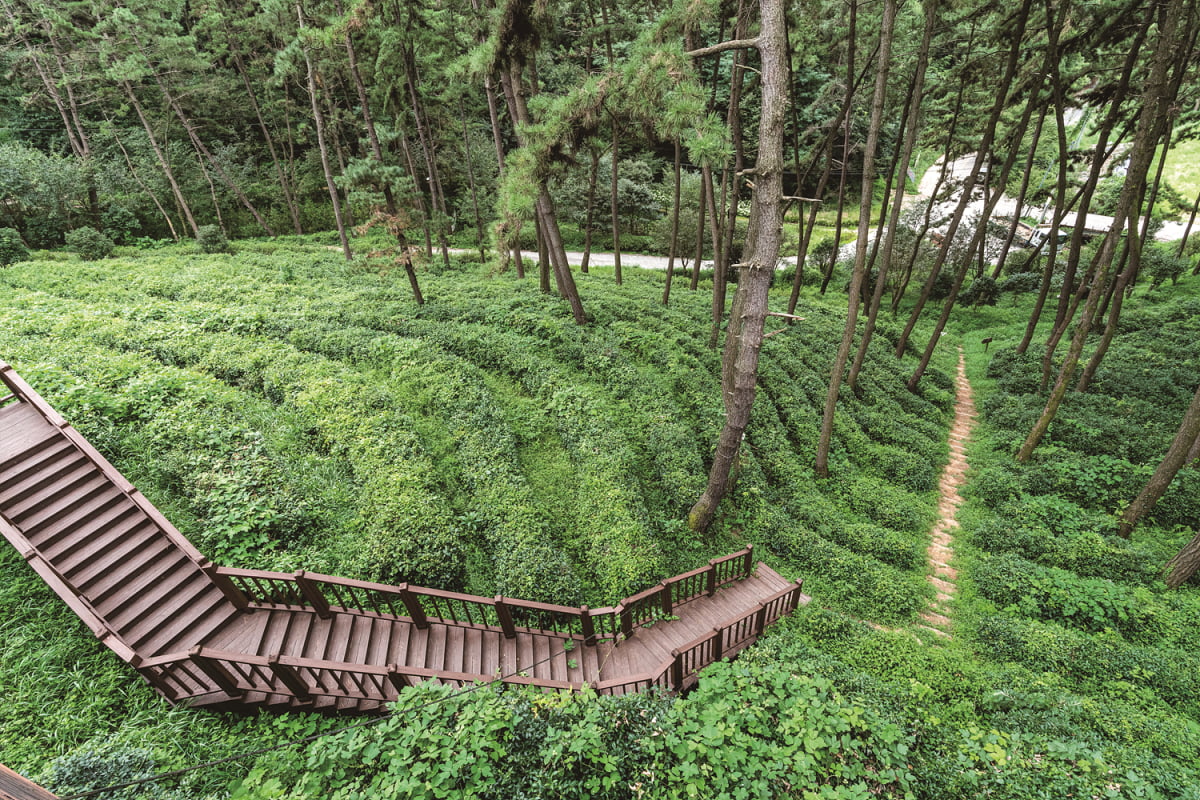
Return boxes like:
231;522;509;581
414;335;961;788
4;460;100;520
106;564;208;633
73;535;177;599
343;616;373;667
385;621;412;666
0;439;78;492
48;516;156;574
0;449;89;506
134;587;233;655
149;598;241;656
28;489;130;549
96;555;197;623
0;407;58;467
14;474;114;530
364;617;392;666
320;615;355;664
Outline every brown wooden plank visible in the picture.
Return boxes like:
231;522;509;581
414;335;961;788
46;513;152;574
75;537;177;600
364;618;391;666
424;624;447;670
300;616;333;659
320;614;355;663
462;628;483;676
344;616;373;666
443;626;466;674
0;412;58;467
498;632;517;678
406;623;429;670
281;612;315;658
386;620;411;666
203;609;270;654
532;635;551;680
141;593;238;656
96;556;196;621
116;569;210;637
0;763;60;800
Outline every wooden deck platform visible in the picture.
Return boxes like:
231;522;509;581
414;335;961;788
0;361;807;714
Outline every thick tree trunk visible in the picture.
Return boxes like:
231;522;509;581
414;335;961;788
689;0;786;532
1125;384;1200;542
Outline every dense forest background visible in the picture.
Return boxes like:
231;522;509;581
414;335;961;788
3;0;1200;797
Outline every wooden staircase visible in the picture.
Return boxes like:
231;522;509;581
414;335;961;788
0;361;808;714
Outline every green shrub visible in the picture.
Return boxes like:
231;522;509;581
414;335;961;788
0;227;28;266
195;224;233;254
65;226;115;260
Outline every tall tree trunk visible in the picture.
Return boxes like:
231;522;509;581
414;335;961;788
664;138;682;306
815;0;895;475
1176;184;1200;259
104;113;179;240
992;109;1046;280
297;1;351;259
122;81;199;237
459;102;487;262
404;47;452;269
1018;0;1182;462
691;172;707;290
583;147;599;273
500;63;587;324
907;0;1040;390
219;2;302;233
847;0;933;391
1126;383;1200;542
689;0;786;532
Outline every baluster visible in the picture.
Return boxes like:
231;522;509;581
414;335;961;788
399;585;429;629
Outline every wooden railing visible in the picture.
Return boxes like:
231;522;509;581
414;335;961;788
134;576;803;705
214;546;759;646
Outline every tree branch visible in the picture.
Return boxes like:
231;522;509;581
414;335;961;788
686;38;760;58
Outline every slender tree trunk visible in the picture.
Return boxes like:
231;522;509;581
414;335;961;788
689;0;786;532
1177;185;1200;258
848;0;933;390
691;173;707;290
664;139;682;306
1018;0;1182;462
583;146;599;273
122;81;199;237
816;0;895;474
1126;383;1200;542
992;109;1046;280
219;3;302;233
404;48;452;269
297;1;351;259
104;113;179;240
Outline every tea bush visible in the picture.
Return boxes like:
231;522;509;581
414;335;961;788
65;226;115;260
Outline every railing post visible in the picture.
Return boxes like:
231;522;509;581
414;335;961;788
711;626;725;661
268;654;312;701
189;647;243;697
494;596;517;639
790;579;805;612
670;649;684;689
742;544;754;577
619;603;634;640
130;654;177;701
294;571;332;619
754;602;768;636
387;665;411;694
659;581;673;616
580;605;596;646
398;584;429;629
202;563;248;610
705;561;717;596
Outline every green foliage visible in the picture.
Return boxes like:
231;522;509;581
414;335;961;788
0;227;28;266
195;224;233;254
65;226;116;260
